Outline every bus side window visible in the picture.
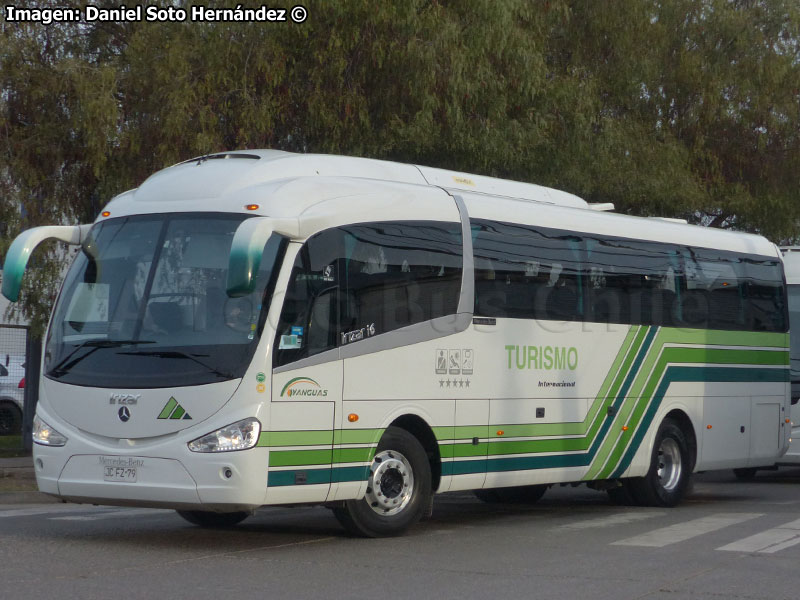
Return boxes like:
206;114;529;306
340;222;462;338
274;221;462;366
743;258;787;332
682;248;745;331
585;237;681;327
472;220;584;321
273;235;341;368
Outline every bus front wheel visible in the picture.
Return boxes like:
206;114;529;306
333;426;432;537
628;418;692;507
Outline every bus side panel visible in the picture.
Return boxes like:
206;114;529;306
265;362;341;505
341;319;628;494
621;383;788;477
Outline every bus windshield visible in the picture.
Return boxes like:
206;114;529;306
45;213;284;388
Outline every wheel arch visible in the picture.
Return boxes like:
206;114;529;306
663;408;698;472
624;403;700;478
0;397;23;412
388;414;441;493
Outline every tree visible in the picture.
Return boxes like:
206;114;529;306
2;0;799;334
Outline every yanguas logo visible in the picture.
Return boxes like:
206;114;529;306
280;376;328;398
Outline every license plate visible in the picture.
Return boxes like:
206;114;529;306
103;466;137;482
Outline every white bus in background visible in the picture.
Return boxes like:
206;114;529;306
784;248;800;423
734;248;800;479
1;151;791;536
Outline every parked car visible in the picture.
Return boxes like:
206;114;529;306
0;356;25;435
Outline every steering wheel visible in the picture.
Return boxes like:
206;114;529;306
223;297;253;333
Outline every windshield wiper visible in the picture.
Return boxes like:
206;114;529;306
116;349;237;379
48;339;156;378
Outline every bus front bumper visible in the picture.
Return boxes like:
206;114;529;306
34;450;269;512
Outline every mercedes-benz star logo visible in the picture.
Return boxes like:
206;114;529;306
118;406;131;422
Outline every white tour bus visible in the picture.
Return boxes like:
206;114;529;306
2;151;791;536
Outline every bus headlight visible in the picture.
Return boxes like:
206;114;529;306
33;415;68;446
188;418;261;453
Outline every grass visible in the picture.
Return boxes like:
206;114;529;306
0;478;37;492
0;435;24;455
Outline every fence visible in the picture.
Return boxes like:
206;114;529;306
0;325;31;450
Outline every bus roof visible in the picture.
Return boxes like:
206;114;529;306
781;248;800;284
102;150;780;259
117;149;588;210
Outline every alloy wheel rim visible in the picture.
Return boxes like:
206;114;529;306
365;450;414;516
657;437;682;492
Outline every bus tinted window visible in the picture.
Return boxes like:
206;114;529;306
742;258;786;332
274;221;462;367
585;237;681;326
471;219;786;333
273;237;341;367
682;249;786;332
472;221;584;321
341;222;462;337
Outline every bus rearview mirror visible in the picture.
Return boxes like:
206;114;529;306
2;224;91;302
226;217;300;297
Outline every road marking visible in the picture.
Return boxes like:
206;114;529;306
559;511;667;530
611;513;763;547
50;508;173;521
0;506;104;519
717;518;800;553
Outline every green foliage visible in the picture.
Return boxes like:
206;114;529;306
2;0;799;334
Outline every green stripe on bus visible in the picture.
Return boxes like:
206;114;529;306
269;449;332;467
583;325;659;479
262;328;788;486
608;365;790;479
267;466;370;487
337;429;384;445
268;446;374;467
441;365;787;479
597;351;789;479
257;430;333;447
585;329;788;481
602;348;789;479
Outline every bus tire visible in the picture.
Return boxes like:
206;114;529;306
0;401;22;435
176;510;249;528
628;418;691;507
333;426;431;537
474;485;548;504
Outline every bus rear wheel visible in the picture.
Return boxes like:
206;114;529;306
176;510;249;528
333;426;431;537
628;418;691;507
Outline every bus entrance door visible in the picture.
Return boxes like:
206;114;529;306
266;362;341;504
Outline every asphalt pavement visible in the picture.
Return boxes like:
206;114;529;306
0;454;57;504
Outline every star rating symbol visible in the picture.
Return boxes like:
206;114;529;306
437;378;471;390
